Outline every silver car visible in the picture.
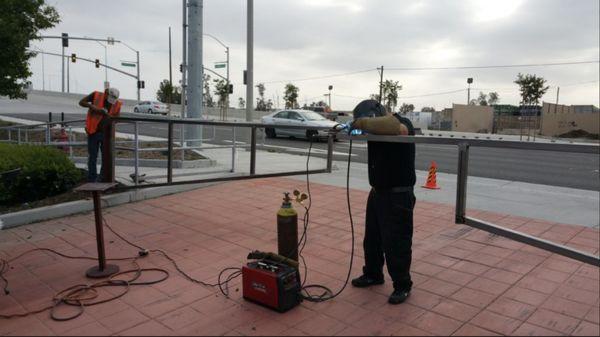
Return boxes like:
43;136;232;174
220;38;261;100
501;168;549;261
261;109;339;140
133;101;169;115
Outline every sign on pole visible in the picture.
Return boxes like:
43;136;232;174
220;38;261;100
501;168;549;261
121;61;136;67
215;62;226;69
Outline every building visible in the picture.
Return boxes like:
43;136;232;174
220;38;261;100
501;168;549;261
450;104;494;133
540;102;599;137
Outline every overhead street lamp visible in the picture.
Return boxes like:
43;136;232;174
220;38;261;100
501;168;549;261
204;33;230;116
119;41;141;102
467;77;473;105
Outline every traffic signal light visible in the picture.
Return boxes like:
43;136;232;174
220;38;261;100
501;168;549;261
179;64;183;72
71;53;76;63
95;59;100;68
137;80;145;89
228;84;233;94
61;33;68;47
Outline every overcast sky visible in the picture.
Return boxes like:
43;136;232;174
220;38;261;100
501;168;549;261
29;0;599;111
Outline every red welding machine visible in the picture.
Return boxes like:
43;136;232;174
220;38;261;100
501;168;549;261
242;258;301;312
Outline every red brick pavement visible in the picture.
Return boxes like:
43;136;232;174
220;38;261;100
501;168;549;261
0;178;598;336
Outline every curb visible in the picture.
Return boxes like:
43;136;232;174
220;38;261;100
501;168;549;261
0;182;221;230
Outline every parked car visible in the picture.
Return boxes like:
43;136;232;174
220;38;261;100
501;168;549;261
261;109;339;140
305;105;349;121
133;101;168;115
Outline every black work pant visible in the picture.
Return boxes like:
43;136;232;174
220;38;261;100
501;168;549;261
362;188;415;290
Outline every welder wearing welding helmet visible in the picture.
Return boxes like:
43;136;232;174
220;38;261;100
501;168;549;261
349;99;416;305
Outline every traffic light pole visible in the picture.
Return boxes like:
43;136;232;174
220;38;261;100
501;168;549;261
32;50;136;79
61;45;65;93
136;50;140;101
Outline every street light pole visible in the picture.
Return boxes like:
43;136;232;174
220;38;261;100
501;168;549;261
246;0;254;122
467;77;473;104
203;33;230;119
119;41;141;102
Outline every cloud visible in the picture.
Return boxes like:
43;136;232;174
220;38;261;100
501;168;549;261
28;0;599;110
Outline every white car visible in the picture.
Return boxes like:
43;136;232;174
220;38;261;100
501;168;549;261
133;101;168;115
261;109;339;140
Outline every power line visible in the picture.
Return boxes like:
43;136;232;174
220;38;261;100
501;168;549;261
387;60;599;71
400;88;466;99
259;68;376;85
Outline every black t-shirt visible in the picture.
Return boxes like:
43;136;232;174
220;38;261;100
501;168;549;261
86;92;112;133
367;114;416;188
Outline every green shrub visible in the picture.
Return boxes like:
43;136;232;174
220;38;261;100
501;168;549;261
0;143;82;205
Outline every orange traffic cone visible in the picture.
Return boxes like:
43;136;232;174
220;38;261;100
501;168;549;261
422;161;440;189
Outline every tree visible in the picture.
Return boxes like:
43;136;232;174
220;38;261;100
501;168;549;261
369;93;381;102
284;83;299;109
203;73;214;107
238;97;245;109
156;80;181;104
421;106;436;112
0;0;60;99
382;80;402;112
476;92;488;106
255;83;267;111
399;103;415;114
213;79;229;108
266;99;274;111
514;73;549;106
488;92;499;105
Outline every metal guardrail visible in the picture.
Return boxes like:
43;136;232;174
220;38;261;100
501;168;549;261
338;133;599;267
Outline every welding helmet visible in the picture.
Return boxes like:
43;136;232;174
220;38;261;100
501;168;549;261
352;99;386;120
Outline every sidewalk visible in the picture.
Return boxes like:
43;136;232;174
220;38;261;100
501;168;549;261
0;177;598;336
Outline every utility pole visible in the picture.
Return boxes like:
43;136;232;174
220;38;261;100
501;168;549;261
41;50;45;90
67;55;70;92
187;0;203;144
328;85;333;108
377;65;383;104
556;86;560;104
181;0;187;119
168;26;173;115
246;0;254;122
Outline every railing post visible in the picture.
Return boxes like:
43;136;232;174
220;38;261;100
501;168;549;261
17;128;21;144
167;121;173;183
134;121;139;185
326;133;334;172
180;124;185;163
231;126;236;172
68;126;73;159
101;121;115;183
455;142;470;224
7;127;11;142
250;126;256;175
46;124;51;145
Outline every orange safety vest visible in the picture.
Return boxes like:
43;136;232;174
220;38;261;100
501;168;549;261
85;91;122;135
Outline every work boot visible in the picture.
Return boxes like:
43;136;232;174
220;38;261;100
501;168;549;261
388;289;410;304
351;274;384;288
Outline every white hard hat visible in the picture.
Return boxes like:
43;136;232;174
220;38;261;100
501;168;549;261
106;87;120;104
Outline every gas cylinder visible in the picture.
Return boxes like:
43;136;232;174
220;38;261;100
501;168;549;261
277;192;298;262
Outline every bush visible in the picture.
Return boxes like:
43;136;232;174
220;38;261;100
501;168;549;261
0;143;82;205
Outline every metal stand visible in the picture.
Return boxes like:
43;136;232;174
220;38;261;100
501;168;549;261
74;182;119;278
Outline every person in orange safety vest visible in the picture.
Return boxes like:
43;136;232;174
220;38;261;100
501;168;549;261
78;88;122;182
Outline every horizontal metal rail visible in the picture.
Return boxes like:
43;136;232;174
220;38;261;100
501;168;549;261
466;217;599;266
113;116;337;130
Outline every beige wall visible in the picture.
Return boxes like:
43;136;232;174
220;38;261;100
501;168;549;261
540;102;600;136
451;104;494;133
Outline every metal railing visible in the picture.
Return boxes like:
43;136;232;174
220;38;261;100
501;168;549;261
109;116;335;189
2;117;598;266
338;133;599;267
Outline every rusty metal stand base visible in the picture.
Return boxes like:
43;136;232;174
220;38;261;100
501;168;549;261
86;264;120;279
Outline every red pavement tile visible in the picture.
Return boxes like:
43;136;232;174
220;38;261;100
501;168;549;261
410;311;463;335
526;309;581;335
482;268;523;285
233;317;289;336
119;320;175;336
435;268;478;286
487;297;536;321
452;323;501;336
584;306;600;324
511;322;564;336
572;321;600;336
466;277;511;296
418;277;462;297
431;299;480;322
554;284;599;306
517;275;561;295
451;260;491;276
379;322;434;336
98;308;150;334
503;286;550;307
62;321;114;336
156;306;203;331
294;314;347;336
541;296;592;320
450;287;498;308
469;310;523;335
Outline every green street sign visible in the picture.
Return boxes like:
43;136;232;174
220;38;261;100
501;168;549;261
215;63;226;69
121;62;136;67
